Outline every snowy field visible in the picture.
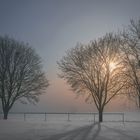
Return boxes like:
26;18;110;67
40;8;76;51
0;112;140;140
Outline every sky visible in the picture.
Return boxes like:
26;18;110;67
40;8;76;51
0;0;140;112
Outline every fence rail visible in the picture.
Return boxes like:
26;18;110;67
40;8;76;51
0;112;126;122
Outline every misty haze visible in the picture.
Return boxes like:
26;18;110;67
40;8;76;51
0;0;140;140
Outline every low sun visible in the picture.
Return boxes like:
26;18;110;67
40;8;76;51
109;62;116;72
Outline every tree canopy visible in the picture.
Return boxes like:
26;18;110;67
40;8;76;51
58;33;127;122
0;36;49;119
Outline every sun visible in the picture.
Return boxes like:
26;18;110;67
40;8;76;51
109;62;116;72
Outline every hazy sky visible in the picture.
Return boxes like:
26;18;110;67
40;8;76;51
0;0;140;112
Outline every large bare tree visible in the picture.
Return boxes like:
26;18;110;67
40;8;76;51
121;19;140;108
0;36;49;119
58;34;127;122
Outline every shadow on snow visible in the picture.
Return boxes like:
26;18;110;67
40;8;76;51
41;122;140;140
42;122;101;140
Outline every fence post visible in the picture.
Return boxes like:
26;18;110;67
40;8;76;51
94;113;96;123
24;113;26;121
68;113;70;121
122;113;124;122
45;113;47;121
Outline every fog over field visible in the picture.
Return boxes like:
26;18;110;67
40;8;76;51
0;0;140;140
0;0;140;112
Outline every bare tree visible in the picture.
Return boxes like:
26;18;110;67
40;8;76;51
0;36;49;119
121;19;140;108
58;33;127;122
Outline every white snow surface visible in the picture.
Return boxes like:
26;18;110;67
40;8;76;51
0;113;140;140
0;120;140;140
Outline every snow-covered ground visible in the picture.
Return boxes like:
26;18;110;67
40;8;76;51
0;120;140;140
0;112;140;140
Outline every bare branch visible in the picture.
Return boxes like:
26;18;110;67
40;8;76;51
58;33;125;122
0;36;49;119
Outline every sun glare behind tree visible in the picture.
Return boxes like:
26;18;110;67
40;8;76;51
109;62;116;72
58;33;127;122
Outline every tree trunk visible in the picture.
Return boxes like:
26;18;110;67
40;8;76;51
3;109;9;120
99;109;103;122
138;96;140;108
